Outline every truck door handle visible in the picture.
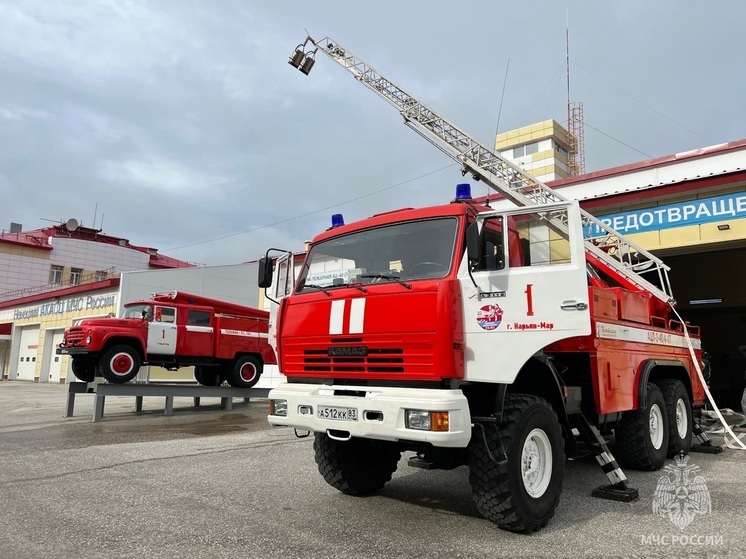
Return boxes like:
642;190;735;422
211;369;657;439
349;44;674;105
561;301;588;311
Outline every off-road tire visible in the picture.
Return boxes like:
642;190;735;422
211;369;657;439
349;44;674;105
658;379;693;457
615;382;669;470
313;434;401;496
468;394;565;533
194;366;222;386
227;355;262;388
99;345;141;384
71;359;96;382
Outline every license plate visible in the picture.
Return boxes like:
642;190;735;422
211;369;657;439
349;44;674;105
317;405;358;421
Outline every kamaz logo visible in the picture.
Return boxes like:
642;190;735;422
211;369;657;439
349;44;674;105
327;346;368;357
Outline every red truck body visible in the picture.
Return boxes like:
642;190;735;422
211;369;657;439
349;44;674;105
57;291;275;386
265;34;712;533
265;193;706;532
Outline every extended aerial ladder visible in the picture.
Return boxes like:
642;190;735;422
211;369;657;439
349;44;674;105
289;35;675;306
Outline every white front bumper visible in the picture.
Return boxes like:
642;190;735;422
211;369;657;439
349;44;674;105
267;383;471;448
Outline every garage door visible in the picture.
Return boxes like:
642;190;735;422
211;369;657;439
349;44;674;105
47;330;65;383
17;326;40;381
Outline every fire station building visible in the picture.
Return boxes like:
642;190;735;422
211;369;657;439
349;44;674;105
0;222;265;384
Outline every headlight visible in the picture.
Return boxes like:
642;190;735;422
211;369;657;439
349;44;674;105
270;399;288;417
85;330;93;344
405;409;449;432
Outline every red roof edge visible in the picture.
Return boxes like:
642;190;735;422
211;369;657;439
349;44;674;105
548;138;746;189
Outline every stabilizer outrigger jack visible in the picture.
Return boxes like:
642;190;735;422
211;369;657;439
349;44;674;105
572;414;639;502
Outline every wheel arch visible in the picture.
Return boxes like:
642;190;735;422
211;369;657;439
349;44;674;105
637;359;692;409
512;356;579;458
464;355;579;458
233;351;265;365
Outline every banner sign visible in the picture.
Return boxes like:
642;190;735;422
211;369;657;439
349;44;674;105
585;191;746;236
13;295;116;320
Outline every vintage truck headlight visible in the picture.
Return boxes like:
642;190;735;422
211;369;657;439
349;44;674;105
270;399;288;417
86;330;93;344
405;409;449;432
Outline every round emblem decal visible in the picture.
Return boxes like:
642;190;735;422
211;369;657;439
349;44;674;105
477;303;503;331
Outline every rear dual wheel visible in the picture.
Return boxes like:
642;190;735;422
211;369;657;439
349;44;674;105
615;382;669;470
658;379;693;457
227;355;262;388
194;366;223;386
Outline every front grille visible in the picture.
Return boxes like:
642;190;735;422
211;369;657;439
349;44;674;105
303;347;404;373
65;327;85;344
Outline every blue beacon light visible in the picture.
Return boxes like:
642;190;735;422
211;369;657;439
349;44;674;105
454;183;472;201
331;214;345;228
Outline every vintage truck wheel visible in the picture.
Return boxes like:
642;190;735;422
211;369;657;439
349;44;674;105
194;367;221;386
614;382;669;470
313;433;401;495
468;394;565;533
71;359;96;382
658;379;693;457
99;345;141;384
227;355;262;388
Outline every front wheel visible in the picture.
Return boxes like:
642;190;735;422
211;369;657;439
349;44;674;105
314;434;401;495
468;394;565;533
194;366;222;386
99;345;141;384
313;433;401;495
658;379;692;457
614;382;669;470
227;355;262;388
71;359;96;382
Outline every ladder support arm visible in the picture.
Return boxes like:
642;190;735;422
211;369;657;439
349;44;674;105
296;35;675;305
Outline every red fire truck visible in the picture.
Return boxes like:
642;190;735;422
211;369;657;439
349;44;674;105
262;35;711;532
57;291;275;387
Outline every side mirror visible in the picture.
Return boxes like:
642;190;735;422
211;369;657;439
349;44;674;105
258;257;273;288
466;222;481;266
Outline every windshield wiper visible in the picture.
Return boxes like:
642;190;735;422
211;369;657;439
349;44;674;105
301;284;332;296
347;282;368;293
358;274;412;290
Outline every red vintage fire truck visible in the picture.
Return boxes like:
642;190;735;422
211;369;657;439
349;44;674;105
261;35;711;532
57;291;275;387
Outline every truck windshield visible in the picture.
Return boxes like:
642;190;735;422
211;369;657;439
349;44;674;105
122;304;153;320
296;217;458;292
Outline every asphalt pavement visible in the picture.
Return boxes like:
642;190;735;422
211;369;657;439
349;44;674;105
0;381;745;559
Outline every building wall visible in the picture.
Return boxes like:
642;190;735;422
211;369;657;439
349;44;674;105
0;244;51;294
48;237;150;275
496;120;571;181
0;235;153;297
118;263;259;314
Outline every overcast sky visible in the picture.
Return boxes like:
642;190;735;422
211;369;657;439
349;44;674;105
2;1;744;266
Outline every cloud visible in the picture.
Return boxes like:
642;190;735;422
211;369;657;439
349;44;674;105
97;156;231;193
1;0;744;265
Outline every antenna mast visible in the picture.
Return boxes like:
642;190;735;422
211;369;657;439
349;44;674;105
566;14;586;176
